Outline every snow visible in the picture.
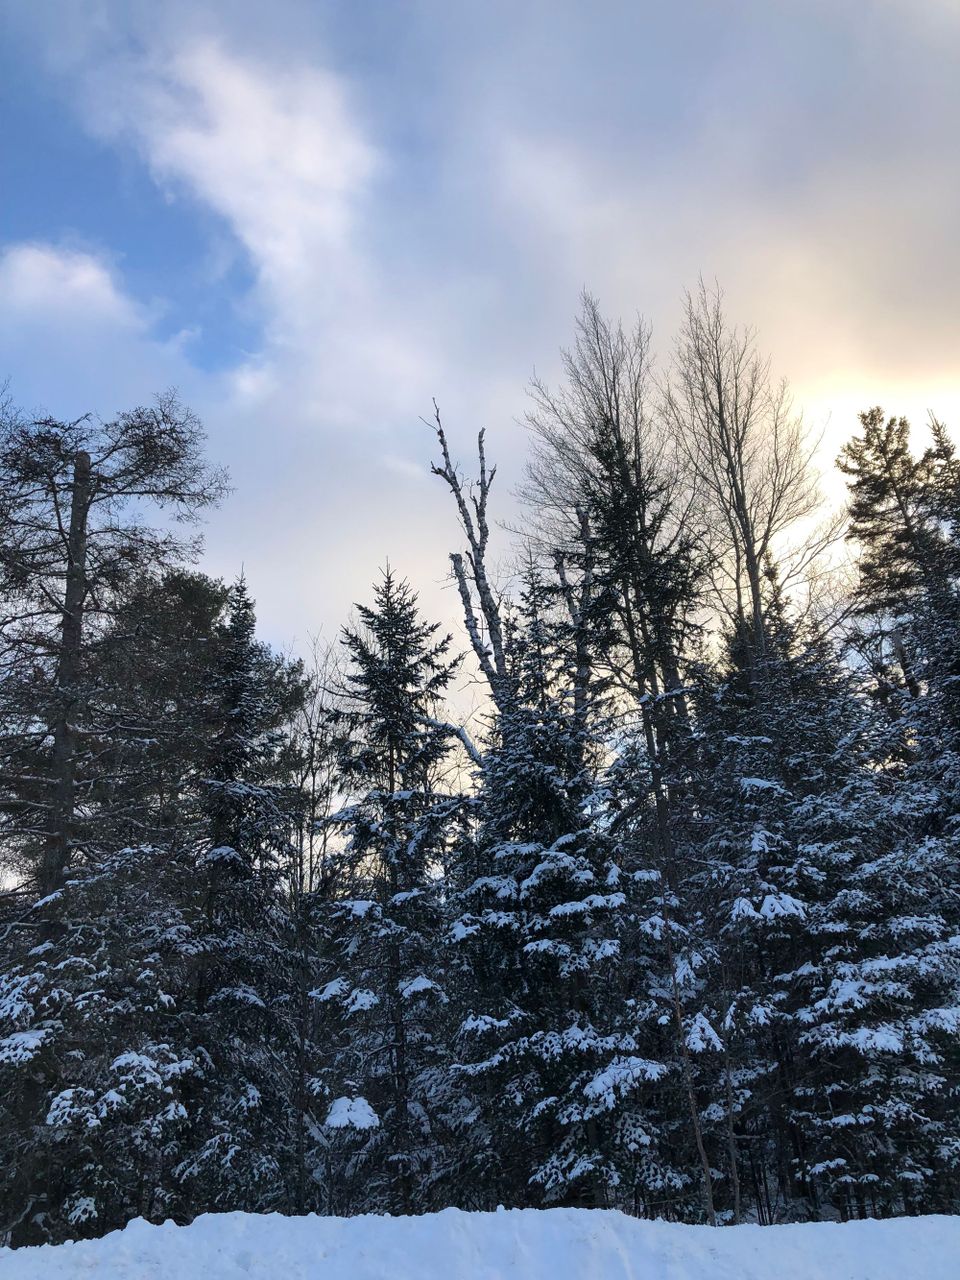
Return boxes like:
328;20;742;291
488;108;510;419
583;1056;666;1108
324;1096;379;1130
198;845;244;868
342;899;377;918
399;975;443;999
312;978;347;1002
759;892;807;920
460;1013;512;1035
1;1208;957;1280
685;1012;723;1053
345;988;379;1013
739;776;786;794
731;896;761;922
548;891;626;917
0;1028;50;1065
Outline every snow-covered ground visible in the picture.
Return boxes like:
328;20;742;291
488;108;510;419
1;1207;957;1279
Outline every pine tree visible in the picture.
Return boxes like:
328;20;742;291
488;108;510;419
449;569;667;1211
82;571;231;851
0;577;313;1243
0;395;227;899
836;408;960;716
0;843;204;1244
805;410;960;1216
178;577;310;1214
317;570;463;1214
684;577;853;1222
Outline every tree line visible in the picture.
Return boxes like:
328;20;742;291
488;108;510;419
1;286;959;1245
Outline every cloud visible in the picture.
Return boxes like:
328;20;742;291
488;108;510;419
51;32;545;649
99;42;376;290
0;242;201;424
63;37;447;432
492;107;960;457
2;0;959;653
0;33;469;644
0;243;142;325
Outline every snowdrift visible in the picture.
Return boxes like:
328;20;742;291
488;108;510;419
1;1207;957;1279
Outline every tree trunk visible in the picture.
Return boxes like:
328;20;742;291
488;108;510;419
42;450;91;897
723;1047;742;1224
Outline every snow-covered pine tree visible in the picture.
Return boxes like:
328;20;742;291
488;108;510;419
0;570;230;1244
449;566;667;1211
773;411;960;1219
687;555;960;1222
316;569;464;1214
0;576;313;1243
600;696;731;1225
518;293;726;1223
788;759;960;1219
177;576;313;1214
432;402;680;1216
682;576;852;1223
0;842;205;1244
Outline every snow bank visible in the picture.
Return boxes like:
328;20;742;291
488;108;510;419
1;1207;957;1280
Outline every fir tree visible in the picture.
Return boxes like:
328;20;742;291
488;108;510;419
0;577;315;1243
450;569;666;1210
181;577;310;1214
317;569;463;1214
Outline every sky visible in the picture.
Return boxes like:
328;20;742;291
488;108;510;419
1;0;959;654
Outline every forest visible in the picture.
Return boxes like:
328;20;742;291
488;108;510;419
2;286;959;1246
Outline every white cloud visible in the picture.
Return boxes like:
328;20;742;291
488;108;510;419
71;38;441;434
4;1;959;655
0;242;199;425
130;42;376;284
7;37;471;646
493;123;960;473
0;243;142;327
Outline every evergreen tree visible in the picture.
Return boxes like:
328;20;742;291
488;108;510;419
180;577;311;1213
450;570;667;1210
82;571;231;851
0;395;227;898
0;577;314;1243
0;843;204;1244
7;316;960;1247
317;570;462;1214
684;578;857;1222
809;409;960;1216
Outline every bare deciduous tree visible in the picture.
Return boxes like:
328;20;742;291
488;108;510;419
664;282;831;667
521;291;703;716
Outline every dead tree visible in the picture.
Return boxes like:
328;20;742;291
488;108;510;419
429;403;511;714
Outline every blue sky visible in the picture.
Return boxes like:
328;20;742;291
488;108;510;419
2;0;959;649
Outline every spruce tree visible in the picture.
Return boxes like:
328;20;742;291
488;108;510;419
0;576;313;1242
317;569;462;1214
180;577;310;1213
449;569;667;1210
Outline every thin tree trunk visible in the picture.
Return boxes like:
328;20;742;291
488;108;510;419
42;449;91;897
723;1047;742;1224
660;900;717;1227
